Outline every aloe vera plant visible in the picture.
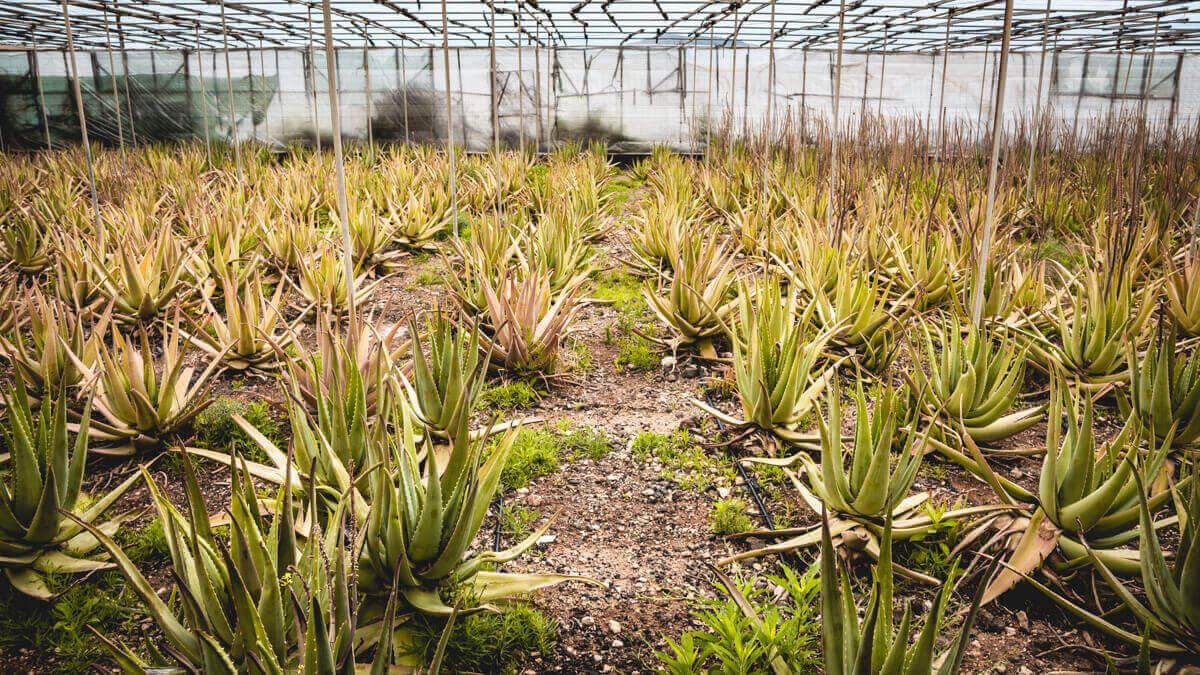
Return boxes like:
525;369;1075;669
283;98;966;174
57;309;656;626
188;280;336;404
0;292;108;402
70;454;404;672
1126;322;1200;449
977;381;1182;605
399;310;488;438
1020;463;1199;659
694;277;836;444
644;235;740;357
185;266;298;372
88;226;198;323
356;405;592;615
291;242;383;317
723;382;1001;582
1164;249;1200;336
481;269;582;375
913;316;1043;447
0;379;139;600
819;511;989;675
442;218;518;316
1030;266;1152;390
75;316;225;455
791;257;898;371
0;210;51;274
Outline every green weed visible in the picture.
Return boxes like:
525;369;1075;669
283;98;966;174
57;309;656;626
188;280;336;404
482;381;542;412
410;603;558;673
193;396;280;463
710;498;752;536
656;565;821;673
500;504;541;542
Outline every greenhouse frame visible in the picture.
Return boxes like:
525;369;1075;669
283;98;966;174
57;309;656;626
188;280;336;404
0;0;1199;673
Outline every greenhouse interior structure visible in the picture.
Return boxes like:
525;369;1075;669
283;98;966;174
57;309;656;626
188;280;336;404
2;0;1200;672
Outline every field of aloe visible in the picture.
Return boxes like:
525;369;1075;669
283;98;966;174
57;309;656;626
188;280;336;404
0;120;1198;673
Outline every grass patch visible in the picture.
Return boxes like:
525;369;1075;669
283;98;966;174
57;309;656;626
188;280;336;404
498;422;612;489
499;504;541;542
410;603;558;673
631;430;731;492
481;381;542;412
116;517;170;565
414;269;441;286
0;571;142;673
595;270;660;372
615;335;658;372
709;497;753;536
193;396;281;463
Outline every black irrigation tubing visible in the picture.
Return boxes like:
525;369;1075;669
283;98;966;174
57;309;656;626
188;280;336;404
492;492;504;553
702;389;776;531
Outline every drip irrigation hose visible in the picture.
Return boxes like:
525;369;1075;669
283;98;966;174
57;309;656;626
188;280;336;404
492;492;504;553
702;389;776;531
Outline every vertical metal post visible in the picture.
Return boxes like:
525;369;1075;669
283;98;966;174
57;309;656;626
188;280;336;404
101;5;125;161
1024;0;1051;201
490;0;499;154
195;24;212;166
259;37;271;142
534;18;544;151
970;0;1015;326
60;0;102;231
977;43;991;130
728;2;739;161
308;5;321;151
765;0;777;262
827;0;846;238
935;10;952;152
876;24;887;117
441;0;459;234
322;0;357;333
764;0;777;170
363;27;373;147
517;0;526;151
219;0;244;180
113;0;136;146
32;37;52;150
401;46;410;144
706;24;714;162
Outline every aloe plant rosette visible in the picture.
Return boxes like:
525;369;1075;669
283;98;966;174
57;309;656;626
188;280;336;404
0;380;139;599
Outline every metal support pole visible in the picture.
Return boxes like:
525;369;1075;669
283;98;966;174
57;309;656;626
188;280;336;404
876;24;888;117
728;3;739;162
1024;0;1051;202
219;0;244;180
321;0;357;334
490;0;499;155
32;37;52;150
113;0;136;147
308;5;321;151
363;28;373;147
101;5;125;162
935;10;952;152
259;38;271;143
195;24;211;166
517;0;526;151
441;0;459;235
534;18;543;151
970;0;1015;326
764;0;777;169
827;0;846;238
706;25;714;162
401;46;410;145
60;0;102;232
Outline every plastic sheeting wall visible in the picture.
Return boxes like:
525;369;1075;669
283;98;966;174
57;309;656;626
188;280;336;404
0;45;1195;152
